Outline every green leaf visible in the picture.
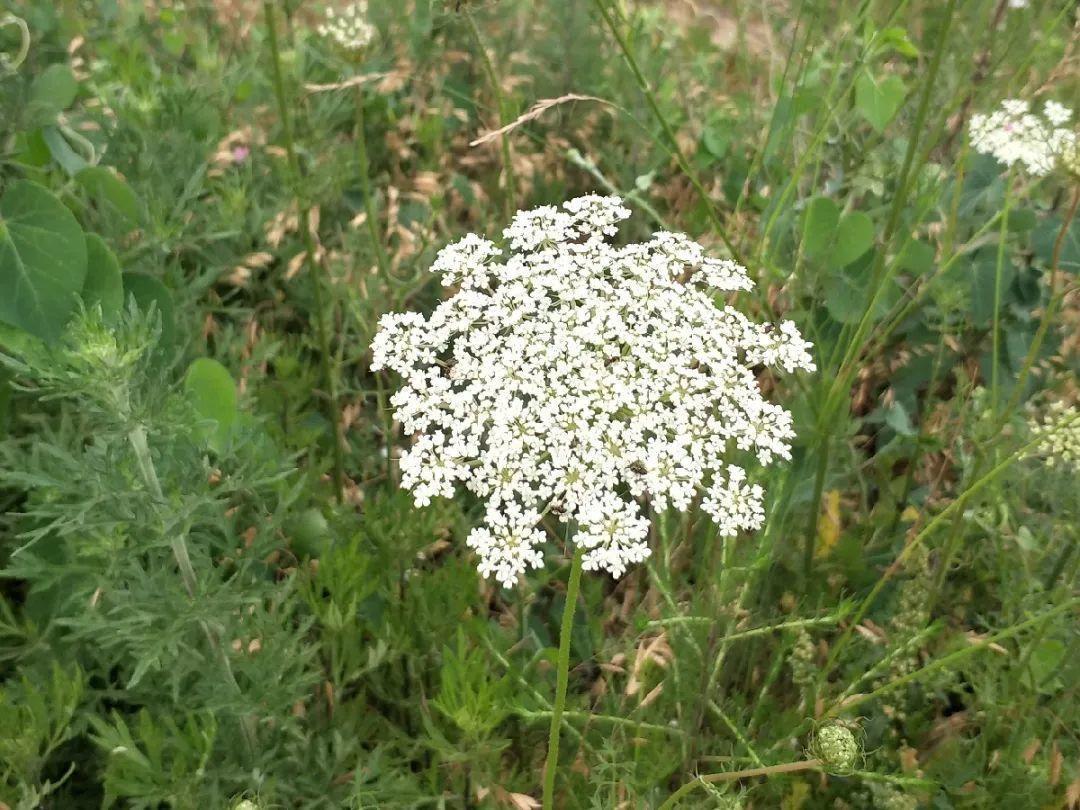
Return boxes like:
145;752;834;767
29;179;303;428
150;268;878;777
884;401;916;436
1025;639;1066;694
28;63;78;123
184;358;238;452
897;239;935;274
823;252;897;325
0;180;87;343
877;27;919;58
82;234;123;323
855;72;906;134
42;125;89;176
702;122;730;160
803;197;840;259
122;271;175;357
832;212;875;267
1032;216;1080;273
76;166;140;224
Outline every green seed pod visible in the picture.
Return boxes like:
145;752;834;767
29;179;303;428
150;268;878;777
813;723;859;773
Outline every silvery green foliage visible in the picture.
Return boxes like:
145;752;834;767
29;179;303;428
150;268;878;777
372;195;815;587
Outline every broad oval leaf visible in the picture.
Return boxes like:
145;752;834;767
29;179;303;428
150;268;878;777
184;358;238;452
28;63;78;124
803;196;840;259
0;180;87;343
832;212;875;267
855;72;906;134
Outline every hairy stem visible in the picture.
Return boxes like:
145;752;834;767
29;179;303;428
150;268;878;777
660;759;822;809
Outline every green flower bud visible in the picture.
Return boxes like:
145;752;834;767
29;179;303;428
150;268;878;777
813;723;859;772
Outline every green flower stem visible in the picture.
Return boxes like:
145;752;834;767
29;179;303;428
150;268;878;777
519;708;682;738
541;545;585;810
1001;183;1080;419
990;171;1014;416
659;758;822;810
354;85;391;277
264;1;346;502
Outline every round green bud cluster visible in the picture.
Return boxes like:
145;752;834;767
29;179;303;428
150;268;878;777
813;723;859;773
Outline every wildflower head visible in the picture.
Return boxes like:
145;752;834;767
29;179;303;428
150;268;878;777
1029;401;1080;473
317;2;375;52
812;723;860;773
969;98;1077;177
372;195;815;588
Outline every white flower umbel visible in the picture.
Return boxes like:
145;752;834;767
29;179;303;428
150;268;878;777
1030;401;1080;473
317;2;375;52
372;195;815;587
969;99;1077;177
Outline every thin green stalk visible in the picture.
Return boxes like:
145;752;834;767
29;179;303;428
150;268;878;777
0;13;30;72
264;2;346;502
821;430;1044;682
802;432;831;579
463;10;516;220
519;708;682;738
990;172;1014;416
355;87;391;277
127;426;258;756
542;546;585;810
1001;184;1080;418
828;0;959;405
825;597;1080;717
660;759;822;810
591;0;743;265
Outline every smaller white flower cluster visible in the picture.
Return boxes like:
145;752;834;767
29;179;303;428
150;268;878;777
372;195;815;588
317;2;375;52
1030;401;1080;473
969;99;1078;177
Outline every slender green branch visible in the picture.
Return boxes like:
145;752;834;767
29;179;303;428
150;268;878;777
355;87;391;277
990;172;1014;416
591;0;743;265
660;759;822;810
542;546;585;810
826;598;1080;717
1001;184;1080;417
264;1;346;502
0;13;30;73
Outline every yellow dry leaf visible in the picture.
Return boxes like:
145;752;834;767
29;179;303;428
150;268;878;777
815;489;842;558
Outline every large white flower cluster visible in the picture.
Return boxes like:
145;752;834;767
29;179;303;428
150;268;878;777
317;2;375;52
371;196;815;587
970;99;1077;177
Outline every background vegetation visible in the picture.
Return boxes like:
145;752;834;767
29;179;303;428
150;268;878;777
1;0;1078;807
